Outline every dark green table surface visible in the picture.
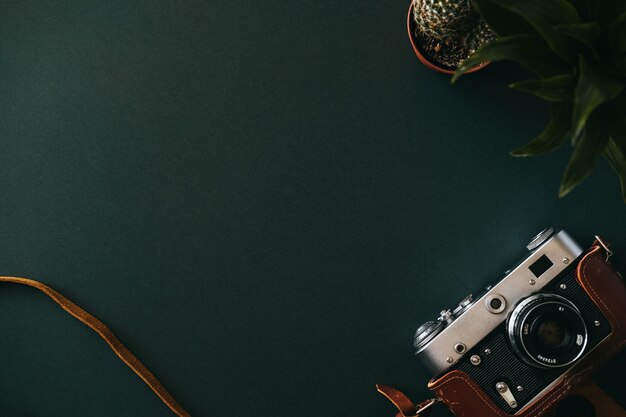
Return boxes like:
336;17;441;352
1;1;625;416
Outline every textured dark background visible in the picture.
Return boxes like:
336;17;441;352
0;1;624;416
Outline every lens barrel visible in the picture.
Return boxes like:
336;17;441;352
507;294;588;369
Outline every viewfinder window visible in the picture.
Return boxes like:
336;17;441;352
529;254;554;278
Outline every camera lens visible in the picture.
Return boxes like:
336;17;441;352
536;318;568;349
507;294;587;368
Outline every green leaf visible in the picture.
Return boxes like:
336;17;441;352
572;57;624;141
559;110;609;198
568;0;596;21
471;0;535;36
509;74;575;102
511;103;571;156
608;12;626;60
603;139;626;203
554;22;601;53
482;0;580;64
452;34;569;83
597;2;626;26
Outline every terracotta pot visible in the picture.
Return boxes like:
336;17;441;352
407;3;489;75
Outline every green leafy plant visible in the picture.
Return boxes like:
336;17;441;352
452;0;626;202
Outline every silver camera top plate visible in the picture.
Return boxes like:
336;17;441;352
415;229;583;376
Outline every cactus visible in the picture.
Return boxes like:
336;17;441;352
412;0;495;68
413;0;475;42
464;19;496;55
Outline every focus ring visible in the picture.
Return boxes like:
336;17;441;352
506;294;588;369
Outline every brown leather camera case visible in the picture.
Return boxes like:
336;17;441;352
427;242;626;417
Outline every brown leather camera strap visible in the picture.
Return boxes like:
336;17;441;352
558;381;626;417
376;385;437;417
378;381;626;417
0;275;190;417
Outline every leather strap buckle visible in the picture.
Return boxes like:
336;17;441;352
594;235;613;262
408;398;440;416
376;384;441;417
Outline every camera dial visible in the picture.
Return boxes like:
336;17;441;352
413;320;444;352
526;228;554;251
507;293;588;368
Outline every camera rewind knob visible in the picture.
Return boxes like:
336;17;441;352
526;228;554;251
414;320;444;352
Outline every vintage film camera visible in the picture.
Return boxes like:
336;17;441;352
409;228;626;416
